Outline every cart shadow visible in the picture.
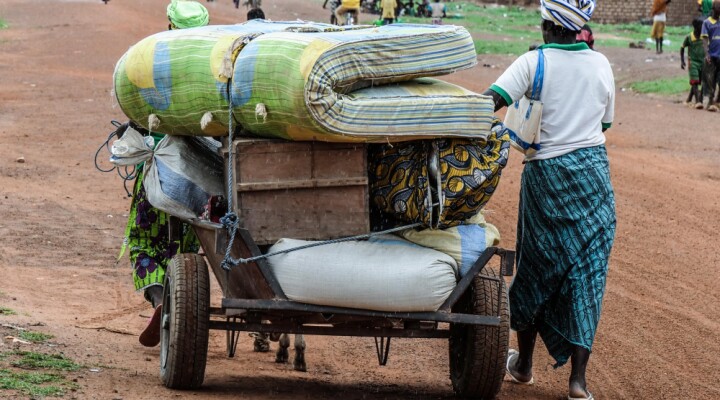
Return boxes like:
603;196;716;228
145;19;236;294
198;374;455;399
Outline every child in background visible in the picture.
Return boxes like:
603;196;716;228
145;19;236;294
650;0;671;54
429;0;445;25
577;24;595;50
681;17;706;109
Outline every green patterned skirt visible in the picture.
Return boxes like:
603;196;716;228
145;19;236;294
122;172;199;291
510;145;616;367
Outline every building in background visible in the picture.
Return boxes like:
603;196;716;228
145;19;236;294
474;0;697;26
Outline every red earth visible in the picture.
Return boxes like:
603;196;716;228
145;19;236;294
0;0;718;399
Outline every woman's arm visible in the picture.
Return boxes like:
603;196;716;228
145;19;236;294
482;89;509;112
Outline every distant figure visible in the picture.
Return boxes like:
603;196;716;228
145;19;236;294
417;0;430;17
381;0;396;24
650;0;671;54
166;0;209;30
701;0;720;111
323;0;341;24
428;0;445;25
335;0;360;25
699;0;713;17
247;7;265;20
576;24;595;50
681;17;706;109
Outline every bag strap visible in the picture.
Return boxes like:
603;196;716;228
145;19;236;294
530;48;544;101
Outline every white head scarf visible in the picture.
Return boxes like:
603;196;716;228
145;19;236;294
540;0;595;32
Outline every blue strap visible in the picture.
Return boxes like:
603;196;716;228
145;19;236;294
506;126;541;151
530;48;544;101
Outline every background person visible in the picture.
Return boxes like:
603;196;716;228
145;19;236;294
428;0;445;25
701;1;720;111
482;1;615;399
681;17;706;109
576;24;594;49
700;0;713;17
335;0;360;25
650;0;671;54
381;0;396;24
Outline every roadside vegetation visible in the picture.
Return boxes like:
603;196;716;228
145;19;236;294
630;76;688;95
0;351;81;398
0;307;16;316
399;3;688;55
0;18;7;29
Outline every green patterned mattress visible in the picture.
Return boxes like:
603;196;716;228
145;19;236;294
113;20;494;142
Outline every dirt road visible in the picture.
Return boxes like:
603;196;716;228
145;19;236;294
0;0;718;399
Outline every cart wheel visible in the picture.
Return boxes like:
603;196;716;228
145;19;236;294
160;253;210;389
449;266;509;399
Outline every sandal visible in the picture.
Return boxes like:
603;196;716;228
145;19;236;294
139;304;162;347
506;349;534;385
569;391;594;400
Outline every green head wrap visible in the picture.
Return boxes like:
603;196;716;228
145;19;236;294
167;0;209;29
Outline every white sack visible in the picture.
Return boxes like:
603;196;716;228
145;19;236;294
109;126;155;166
268;235;458;312
143;136;224;220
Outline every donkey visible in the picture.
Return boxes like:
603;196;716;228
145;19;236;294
251;332;306;372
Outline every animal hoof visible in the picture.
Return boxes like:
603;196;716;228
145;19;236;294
275;348;289;363
293;361;307;372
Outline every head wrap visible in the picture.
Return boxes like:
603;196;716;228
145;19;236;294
540;0;595;32
167;0;209;29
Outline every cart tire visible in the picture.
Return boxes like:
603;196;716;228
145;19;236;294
449;266;509;399
160;253;210;389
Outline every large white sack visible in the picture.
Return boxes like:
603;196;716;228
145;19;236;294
143;136;224;220
267;235;458;312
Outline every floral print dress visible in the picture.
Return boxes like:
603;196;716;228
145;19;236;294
122;171;199;291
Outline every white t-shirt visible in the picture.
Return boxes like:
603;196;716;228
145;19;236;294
490;43;615;161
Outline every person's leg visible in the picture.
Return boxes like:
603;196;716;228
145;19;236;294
707;60;718;110
569;346;592;399
686;86;694;104
144;285;163;308
509;327;538;382
335;5;347;25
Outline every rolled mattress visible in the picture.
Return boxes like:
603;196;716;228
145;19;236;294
114;20;495;142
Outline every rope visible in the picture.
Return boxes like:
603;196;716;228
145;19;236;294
217;99;421;270
94;120;137;197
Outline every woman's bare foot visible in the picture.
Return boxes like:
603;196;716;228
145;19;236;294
568;381;593;399
506;349;534;384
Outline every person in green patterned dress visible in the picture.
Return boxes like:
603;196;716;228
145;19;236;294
126;0;209;347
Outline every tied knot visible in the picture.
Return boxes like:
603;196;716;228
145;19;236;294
220;212;239;229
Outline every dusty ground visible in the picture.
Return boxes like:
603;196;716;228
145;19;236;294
0;0;719;399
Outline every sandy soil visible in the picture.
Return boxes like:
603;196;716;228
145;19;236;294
0;0;718;399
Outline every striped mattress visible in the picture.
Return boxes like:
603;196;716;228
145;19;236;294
114;20;494;142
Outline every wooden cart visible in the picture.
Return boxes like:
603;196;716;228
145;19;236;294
159;138;514;399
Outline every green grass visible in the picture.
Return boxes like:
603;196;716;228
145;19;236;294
10;351;81;372
0;19;6;29
0;307;16;316
0;352;81;398
18;331;54;343
630;76;688;95
402;3;690;55
0;369;67;398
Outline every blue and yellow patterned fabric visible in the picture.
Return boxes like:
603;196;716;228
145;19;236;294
369;124;511;228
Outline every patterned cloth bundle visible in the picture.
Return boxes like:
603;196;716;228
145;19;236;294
113;20;495;142
369;122;511;229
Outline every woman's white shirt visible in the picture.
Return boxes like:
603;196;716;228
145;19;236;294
490;44;615;161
